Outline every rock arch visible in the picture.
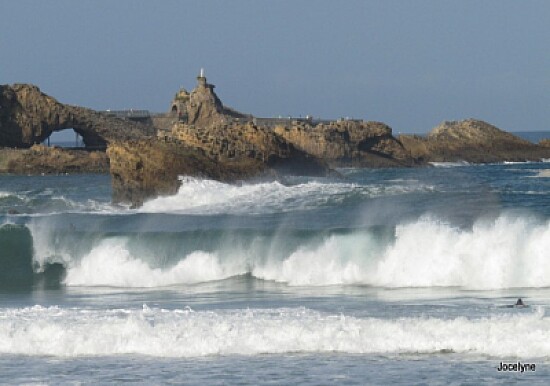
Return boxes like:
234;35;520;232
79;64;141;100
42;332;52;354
0;84;152;150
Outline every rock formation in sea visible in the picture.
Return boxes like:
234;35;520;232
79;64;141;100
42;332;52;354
0;83;151;149
399;119;550;163
273;120;415;167
3;73;550;207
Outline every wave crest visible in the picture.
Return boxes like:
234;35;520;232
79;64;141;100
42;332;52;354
28;215;550;289
138;177;434;215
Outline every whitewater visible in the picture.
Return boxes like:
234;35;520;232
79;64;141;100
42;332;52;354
1;163;550;384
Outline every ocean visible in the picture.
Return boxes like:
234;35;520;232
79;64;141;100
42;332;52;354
2;163;550;384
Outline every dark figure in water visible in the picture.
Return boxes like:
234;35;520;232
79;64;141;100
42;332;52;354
515;298;527;307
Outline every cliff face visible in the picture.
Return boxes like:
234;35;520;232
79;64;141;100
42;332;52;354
274;120;415;167
399;119;550;163
0;84;151;149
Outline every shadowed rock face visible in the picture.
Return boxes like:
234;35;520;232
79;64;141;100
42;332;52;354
399;119;550;163
108;139;273;207
0;84;151;149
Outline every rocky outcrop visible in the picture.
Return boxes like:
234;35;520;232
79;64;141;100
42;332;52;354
185;80;227;127
0;84;152;149
169;74;248;128
399;119;550;163
0;145;109;174
6;79;550;208
108;139;273;207
274;120;416;167
165;121;327;171
110;121;330;206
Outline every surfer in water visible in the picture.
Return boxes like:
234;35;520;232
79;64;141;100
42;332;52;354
514;298;528;308
501;298;529;308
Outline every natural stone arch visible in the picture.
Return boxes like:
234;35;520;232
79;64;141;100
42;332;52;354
45;123;108;149
43;127;84;147
0;84;152;150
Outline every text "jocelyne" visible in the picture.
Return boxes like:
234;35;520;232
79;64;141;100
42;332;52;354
497;361;536;373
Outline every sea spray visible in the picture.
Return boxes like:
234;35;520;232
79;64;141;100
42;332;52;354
25;214;548;289
64;238;245;287
374;215;550;289
138;177;435;215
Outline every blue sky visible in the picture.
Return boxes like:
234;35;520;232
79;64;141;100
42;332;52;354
1;0;549;134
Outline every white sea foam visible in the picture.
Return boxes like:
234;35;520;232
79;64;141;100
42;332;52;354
23;194;549;289
255;215;550;288
372;216;550;289
64;238;245;287
0;191;26;201
0;305;548;358
429;161;470;168
1;190;115;215
54;215;550;290
138;177;434;214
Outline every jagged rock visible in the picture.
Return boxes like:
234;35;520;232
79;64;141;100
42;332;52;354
112;120;330;205
0;84;151;149
108;139;271;207
185;78;227;127
8;78;550;208
399;119;550;163
274;120;416;167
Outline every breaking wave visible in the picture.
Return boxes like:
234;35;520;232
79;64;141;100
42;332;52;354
138;177;435;215
0;305;548;357
24;214;550;290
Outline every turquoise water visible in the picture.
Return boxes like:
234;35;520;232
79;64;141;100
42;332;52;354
2;163;550;384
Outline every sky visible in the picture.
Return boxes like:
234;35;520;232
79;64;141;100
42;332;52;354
1;0;549;136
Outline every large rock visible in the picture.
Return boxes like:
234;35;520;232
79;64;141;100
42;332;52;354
107;139;288;207
167;121;328;173
185;80;227;127
399;119;550;163
112;121;330;206
274;120;416;167
0;84;151;149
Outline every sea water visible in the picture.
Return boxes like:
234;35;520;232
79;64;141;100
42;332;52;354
2;164;550;384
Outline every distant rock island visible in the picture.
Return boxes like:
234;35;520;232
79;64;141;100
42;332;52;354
2;70;550;206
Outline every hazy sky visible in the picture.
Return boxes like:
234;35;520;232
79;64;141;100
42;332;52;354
1;0;549;133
